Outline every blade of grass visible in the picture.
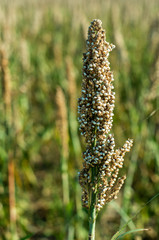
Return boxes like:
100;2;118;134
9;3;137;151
115;228;149;239
111;192;159;240
20;234;33;240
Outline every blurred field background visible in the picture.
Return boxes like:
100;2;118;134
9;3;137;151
0;0;159;239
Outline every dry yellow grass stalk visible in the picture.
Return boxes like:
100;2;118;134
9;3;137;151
56;86;69;160
111;4;130;70
56;86;69;205
0;48;11;119
8;157;16;224
53;43;63;68
0;48;18;239
66;56;77;113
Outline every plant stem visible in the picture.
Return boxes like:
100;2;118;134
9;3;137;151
89;166;97;240
61;155;69;206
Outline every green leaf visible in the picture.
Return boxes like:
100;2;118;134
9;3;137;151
20;234;33;240
111;193;159;240
115;228;149;239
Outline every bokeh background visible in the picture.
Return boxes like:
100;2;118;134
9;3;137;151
0;0;159;239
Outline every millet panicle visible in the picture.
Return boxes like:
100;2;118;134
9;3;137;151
78;19;133;211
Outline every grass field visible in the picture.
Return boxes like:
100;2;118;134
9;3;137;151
0;0;159;239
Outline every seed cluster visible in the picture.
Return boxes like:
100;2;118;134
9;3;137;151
78;19;133;211
78;19;115;146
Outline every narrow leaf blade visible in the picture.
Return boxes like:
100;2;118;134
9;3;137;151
116;228;149;239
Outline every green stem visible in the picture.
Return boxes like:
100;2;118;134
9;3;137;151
89;166;97;240
61;155;69;206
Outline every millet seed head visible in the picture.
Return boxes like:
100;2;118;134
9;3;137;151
78;19;133;211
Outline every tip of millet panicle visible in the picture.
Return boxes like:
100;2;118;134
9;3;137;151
91;19;102;27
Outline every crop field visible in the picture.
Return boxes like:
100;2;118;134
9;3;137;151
0;0;159;239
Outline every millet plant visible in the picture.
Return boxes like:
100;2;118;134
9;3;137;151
78;19;133;240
